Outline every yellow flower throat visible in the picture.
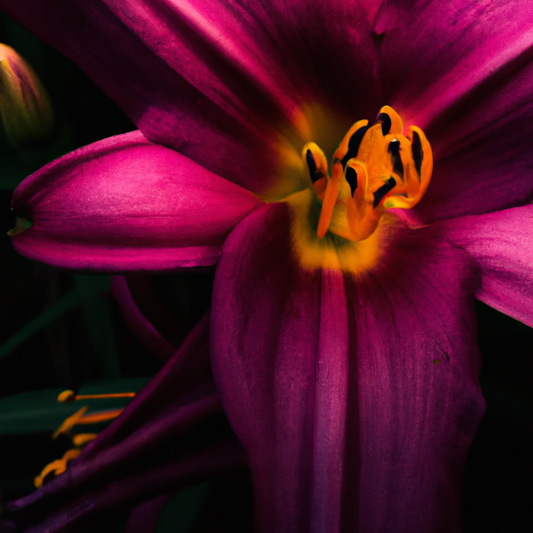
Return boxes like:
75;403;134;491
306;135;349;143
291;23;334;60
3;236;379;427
286;106;433;273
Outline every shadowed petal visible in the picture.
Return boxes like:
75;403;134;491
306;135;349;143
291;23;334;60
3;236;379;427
4;0;533;209
444;204;533;327
10;131;263;272
1;313;248;531
124;494;172;533
0;0;298;196
0;0;381;197
211;201;485;533
374;0;533;220
4;439;245;533
111;276;177;361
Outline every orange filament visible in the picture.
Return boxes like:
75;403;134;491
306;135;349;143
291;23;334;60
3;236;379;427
35;390;135;488
34;434;99;488
57;389;136;402
53;406;124;439
52;406;89;439
73;409;124;424
35;449;81;489
72;433;99;447
303;106;432;242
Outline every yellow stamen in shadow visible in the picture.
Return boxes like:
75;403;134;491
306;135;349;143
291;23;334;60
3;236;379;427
34;448;81;489
72;433;99;447
57;389;136;402
52;406;88;439
74;409;124;425
35;388;136;489
52;407;124;439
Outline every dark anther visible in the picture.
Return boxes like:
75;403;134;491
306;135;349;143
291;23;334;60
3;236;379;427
345;166;358;196
373;177;396;208
411;131;423;177
388;139;404;179
306;149;321;184
340;125;369;169
375;112;392;135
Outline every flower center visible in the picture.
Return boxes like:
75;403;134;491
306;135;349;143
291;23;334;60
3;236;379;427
303;105;432;242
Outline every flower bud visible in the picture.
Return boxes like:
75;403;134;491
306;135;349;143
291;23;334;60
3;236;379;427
0;43;54;148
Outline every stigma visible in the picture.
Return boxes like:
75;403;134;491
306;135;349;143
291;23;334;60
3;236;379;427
303;106;432;242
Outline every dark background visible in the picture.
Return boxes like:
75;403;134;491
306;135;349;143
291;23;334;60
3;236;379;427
0;12;531;533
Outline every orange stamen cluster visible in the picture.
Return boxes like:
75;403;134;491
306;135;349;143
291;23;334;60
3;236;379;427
302;106;432;242
34;389;136;488
34;448;82;489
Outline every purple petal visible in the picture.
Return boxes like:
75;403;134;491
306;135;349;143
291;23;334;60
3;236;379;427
0;0;381;197
5;0;533;212
444;204;533;327
124;494;172;533
11;131;263;272
374;0;533;220
2;313;247;531
211;201;485;532
111;276;177;360
9;439;245;533
123;273;190;348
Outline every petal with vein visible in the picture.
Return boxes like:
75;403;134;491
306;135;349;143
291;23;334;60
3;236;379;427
11;131;263;272
444;204;533;327
375;0;533;221
212;202;485;532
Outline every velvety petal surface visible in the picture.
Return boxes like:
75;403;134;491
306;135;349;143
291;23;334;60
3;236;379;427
1;314;248;532
4;0;533;211
443;204;533;327
373;0;533;220
10;131;263;271
0;0;382;197
211;200;486;532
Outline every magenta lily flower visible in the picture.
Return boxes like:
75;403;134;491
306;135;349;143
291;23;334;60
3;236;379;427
2;1;533;532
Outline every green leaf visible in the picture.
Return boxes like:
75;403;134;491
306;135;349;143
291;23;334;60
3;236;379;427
156;483;211;533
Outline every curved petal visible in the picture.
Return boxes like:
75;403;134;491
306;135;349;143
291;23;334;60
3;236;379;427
2;314;247;531
374;0;533;220
3;439;245;533
124;494;173;533
443;204;533;327
123;273;190;348
111;276;177;361
211;201;485;532
0;0;381;197
10;131;263;272
5;0;533;210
